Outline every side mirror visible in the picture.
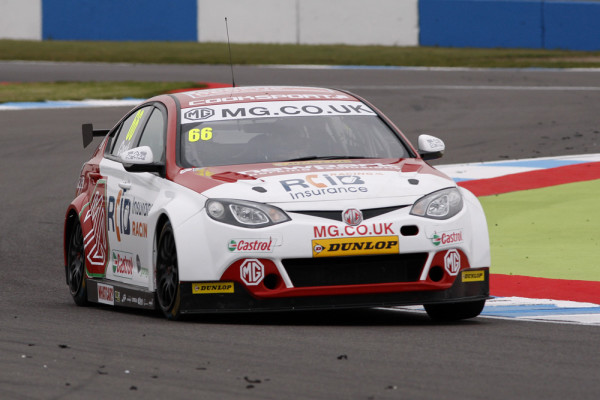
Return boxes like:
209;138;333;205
121;146;164;175
418;135;445;160
120;146;154;164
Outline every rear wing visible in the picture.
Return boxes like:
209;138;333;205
82;123;109;148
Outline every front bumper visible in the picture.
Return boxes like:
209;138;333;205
177;267;489;314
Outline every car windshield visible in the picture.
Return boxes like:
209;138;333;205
179;104;411;168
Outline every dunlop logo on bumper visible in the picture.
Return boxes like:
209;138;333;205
192;282;235;294
312;236;399;257
461;270;485;282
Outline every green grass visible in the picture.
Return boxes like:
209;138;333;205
0;81;204;103
2;39;600;68
2;39;599;103
480;180;600;281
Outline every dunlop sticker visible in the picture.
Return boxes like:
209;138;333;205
461;270;485;282
192;282;235;294
312;236;399;257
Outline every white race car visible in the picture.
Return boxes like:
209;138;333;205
64;86;490;321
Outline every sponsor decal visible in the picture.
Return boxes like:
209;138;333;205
107;189;152;242
181;101;375;123
184;86;340;98
126;109;145;141
113;288;154;308
228;238;274;252
185;91;350;104
76;175;85;191
192;282;235;294
97;283;114;305
116;109;146;155
240;162;404;177
179;167;215;176
122;149;148;162
313;223;394;238
342;208;363;226
111;250;134;279
240;259;265;286
274;160;352;166
444;250;461;276
83;182;108;269
312;236;399;257
280;174;367;200
431;230;464;247
184;108;215;120
462;270;485;282
136;254;149;278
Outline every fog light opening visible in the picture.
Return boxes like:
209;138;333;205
263;273;280;290
428;266;445;282
400;225;419;236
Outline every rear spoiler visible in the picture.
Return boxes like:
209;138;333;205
82;123;110;148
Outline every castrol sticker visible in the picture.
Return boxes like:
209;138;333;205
228;238;274;253
429;229;464;247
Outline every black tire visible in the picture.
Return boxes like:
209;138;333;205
66;218;88;306
424;300;486;322
156;222;182;320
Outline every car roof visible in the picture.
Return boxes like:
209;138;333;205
170;86;361;109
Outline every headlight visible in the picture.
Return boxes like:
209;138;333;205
410;188;463;220
206;199;290;228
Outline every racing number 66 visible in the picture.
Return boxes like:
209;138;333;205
189;127;213;142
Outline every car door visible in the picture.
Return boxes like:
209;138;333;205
101;104;167;286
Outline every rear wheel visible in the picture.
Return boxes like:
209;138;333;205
424;300;486;322
66;218;88;306
156;222;182;320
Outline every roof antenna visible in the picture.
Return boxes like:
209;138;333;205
225;17;236;88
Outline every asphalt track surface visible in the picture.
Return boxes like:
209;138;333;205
1;62;599;399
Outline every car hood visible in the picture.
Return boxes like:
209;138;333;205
173;159;455;210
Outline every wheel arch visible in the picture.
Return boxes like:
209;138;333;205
155;213;171;241
458;186;491;269
63;195;87;281
64;210;80;284
151;212;172;290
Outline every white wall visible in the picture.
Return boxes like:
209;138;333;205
0;0;418;45
0;0;42;40
298;0;418;46
198;0;299;43
198;0;419;46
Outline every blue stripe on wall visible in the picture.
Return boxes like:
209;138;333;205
544;1;600;51
37;0;600;50
419;0;543;49
42;0;197;41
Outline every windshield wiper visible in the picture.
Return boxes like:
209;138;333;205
281;155;377;162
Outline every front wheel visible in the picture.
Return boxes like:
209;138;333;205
424;300;486;322
66;218;88;306
155;222;182;320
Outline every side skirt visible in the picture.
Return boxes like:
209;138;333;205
87;279;156;310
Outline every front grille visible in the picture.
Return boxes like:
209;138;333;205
291;206;408;222
282;253;427;287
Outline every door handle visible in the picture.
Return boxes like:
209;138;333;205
118;181;132;190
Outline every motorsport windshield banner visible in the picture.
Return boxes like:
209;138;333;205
180;101;376;124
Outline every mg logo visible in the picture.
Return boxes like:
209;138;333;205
184;108;214;120
342;208;363;226
240;259;264;286
444;249;461;276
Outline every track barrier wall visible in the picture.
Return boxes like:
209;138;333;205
419;0;600;51
0;0;599;50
